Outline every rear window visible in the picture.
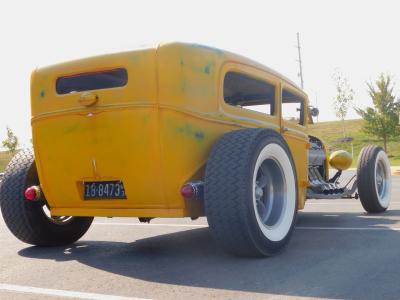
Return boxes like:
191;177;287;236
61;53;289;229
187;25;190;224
56;68;128;95
224;72;275;115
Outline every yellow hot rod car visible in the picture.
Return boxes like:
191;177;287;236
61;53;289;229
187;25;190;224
0;42;391;256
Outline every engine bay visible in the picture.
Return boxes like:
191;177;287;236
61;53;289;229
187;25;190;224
307;136;358;199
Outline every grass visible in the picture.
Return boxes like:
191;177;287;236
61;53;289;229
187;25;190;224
0;151;14;173
309;119;400;167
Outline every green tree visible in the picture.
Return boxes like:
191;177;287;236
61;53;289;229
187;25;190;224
355;74;399;152
332;70;354;138
2;127;19;153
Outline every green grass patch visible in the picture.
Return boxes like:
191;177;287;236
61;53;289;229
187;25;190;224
0;151;14;172
309;119;400;167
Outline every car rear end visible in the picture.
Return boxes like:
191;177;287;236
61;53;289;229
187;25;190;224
30;47;168;217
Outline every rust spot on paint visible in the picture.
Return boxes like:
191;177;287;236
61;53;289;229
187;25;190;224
176;123;205;143
181;80;187;92
194;131;205;141
204;62;215;75
63;123;80;135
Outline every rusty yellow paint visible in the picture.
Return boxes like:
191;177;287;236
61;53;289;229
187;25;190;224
30;42;310;217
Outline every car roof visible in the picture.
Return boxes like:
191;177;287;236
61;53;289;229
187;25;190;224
158;42;306;97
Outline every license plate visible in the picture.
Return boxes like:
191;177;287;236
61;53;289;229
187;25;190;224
84;181;127;200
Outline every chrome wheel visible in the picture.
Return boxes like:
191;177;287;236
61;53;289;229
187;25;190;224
255;159;285;227
374;151;391;208
41;204;74;225
252;143;296;242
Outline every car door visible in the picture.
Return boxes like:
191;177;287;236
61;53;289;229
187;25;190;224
280;84;309;208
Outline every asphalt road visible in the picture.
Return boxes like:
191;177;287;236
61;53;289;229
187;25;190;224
1;174;400;300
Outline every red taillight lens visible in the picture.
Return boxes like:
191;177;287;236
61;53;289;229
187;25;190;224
180;181;204;200
24;186;40;201
181;184;195;199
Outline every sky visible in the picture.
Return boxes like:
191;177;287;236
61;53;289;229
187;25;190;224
1;0;400;147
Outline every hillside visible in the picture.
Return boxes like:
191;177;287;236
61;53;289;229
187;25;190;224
0;151;13;173
309;119;400;166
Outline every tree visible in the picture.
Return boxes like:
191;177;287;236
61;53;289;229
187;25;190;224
355;74;399;152
2;127;19;153
332;70;354;138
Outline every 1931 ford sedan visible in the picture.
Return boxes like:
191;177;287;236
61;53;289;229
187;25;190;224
0;42;391;257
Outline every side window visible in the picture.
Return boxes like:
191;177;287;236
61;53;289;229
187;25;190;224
282;89;305;125
224;72;275;115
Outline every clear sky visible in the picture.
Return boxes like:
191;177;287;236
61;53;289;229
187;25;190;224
1;0;399;147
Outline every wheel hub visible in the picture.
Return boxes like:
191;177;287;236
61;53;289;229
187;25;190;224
254;158;285;227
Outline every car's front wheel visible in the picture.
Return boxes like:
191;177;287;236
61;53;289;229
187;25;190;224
357;145;391;213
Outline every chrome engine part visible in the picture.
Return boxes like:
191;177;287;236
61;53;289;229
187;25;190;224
309;136;326;166
308;136;327;179
307;136;358;199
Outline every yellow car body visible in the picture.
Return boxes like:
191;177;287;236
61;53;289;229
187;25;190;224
30;42;311;219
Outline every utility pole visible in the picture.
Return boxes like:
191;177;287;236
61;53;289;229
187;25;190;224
296;32;304;89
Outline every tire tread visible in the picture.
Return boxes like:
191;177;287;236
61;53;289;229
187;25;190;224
205;129;297;257
357;145;388;213
0;149;93;246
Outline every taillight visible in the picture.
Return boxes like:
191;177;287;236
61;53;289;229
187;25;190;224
180;181;204;200
24;186;41;202
181;184;195;198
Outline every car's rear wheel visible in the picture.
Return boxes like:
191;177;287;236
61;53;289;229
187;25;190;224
357;145;391;213
0;149;93;246
205;129;298;257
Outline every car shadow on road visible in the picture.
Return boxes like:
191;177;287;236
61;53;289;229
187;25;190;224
18;210;400;299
